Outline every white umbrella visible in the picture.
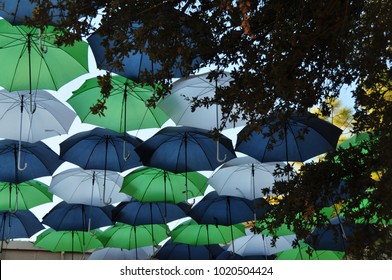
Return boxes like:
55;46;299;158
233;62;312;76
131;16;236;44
208;156;286;200
227;233;296;257
49;167;130;207
157;72;246;130
88;246;154;260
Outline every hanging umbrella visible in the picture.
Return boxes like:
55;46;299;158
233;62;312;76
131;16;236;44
97;222;170;250
34;228;103;253
68;75;170;132
0;210;44;254
0;19;88;92
42;201;114;232
49;167;129;207
0;180;53;212
88;246;154;260
157;72;246;130
208;157;285;199
120;166;208;204
0;139;63;183
0;90;76;142
226;233;296;258
275;242;345;260
171;219;246;246
154;239;225;260
216;250;276;260
135;126;236;200
112;200;188;226
235;113;342;163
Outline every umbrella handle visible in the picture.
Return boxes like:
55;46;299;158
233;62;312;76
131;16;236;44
39;28;48;54
216;140;227;163
17;144;27;172
123;140;130;161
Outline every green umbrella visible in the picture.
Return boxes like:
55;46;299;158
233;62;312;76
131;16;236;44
68;75;170;133
97;223;169;250
0;19;89;92
338;132;371;149
34;228;103;253
276;242;345;260
0;180;53;212
171;219;246;246
121;166;208;204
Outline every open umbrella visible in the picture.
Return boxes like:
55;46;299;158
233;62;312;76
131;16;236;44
135;126;236;200
235;113;342;163
275;242;345;260
208;157;285;199
88;246;154;260
0;139;63;183
0;180;53;212
157;72;246;130
120;166;208;204
49;167;129;207
68;75;170;133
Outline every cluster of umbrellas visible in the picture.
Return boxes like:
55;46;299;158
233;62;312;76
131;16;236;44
0;1;365;260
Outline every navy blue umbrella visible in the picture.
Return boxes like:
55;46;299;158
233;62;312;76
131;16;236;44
42;201;114;232
112;200;188;226
0;139;63;183
154;239;224;260
235;113;342;163
216;250;276;260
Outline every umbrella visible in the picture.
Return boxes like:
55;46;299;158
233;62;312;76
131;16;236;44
235;113;342;163
34;228;103;254
275;242;345;260
171;219;246;246
226;233;296;257
0;19;88;94
157;72;246;130
154;239;225;260
59;127;143;204
0;139;63;183
49;167;129;207
0;180;53;212
0;210;44;254
88;246;154;260
208;157;285;199
0;89;76;145
42;201;114;232
97;222;170;251
135;126;236;200
216;250;276;260
120;166;208;204
68;75;170;132
112;200;188;226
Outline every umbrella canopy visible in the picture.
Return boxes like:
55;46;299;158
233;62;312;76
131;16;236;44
0;139;63;183
216;250;276;260
120;166;208;204
42;201;114;232
59;127;143;172
208;157;285;199
171;219;246;246
275;242;345;260
34;228;103;253
68;75;170;132
226;233;296;257
0;90;76;142
0;180;53;211
97;222;170;250
157;72;246;130
135;126;236;173
0;19;89;92
0;210;44;241
235;113;342;162
88;246;154;260
154;239;225;260
112;200;188;226
49;167;129;207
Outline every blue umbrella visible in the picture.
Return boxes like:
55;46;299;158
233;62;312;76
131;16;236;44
0;139;63;183
112;200;188;226
42;201;114;232
154;239;225;260
216;250;276;260
235;113;342;162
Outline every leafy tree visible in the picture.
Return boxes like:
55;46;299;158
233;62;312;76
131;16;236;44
22;0;392;259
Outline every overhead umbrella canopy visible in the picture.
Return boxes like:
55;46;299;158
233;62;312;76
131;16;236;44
68;75;170;132
120;166;208;204
49;167;129;207
157;72;246;130
275;242;345;260
0;210;44;241
88;246;154;260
